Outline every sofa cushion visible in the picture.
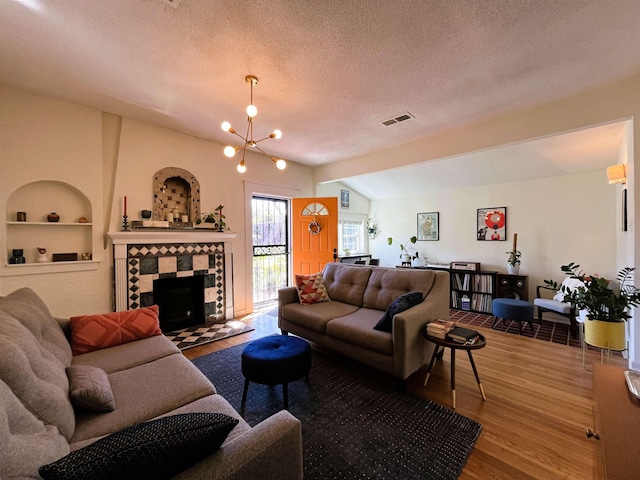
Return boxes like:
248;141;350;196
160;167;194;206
281;301;360;334
363;267;435;311
152;394;251;448
374;291;424;332
67;365;115;412
295;272;331;305
70;305;162;355
322;263;372;307
40;413;238;480
0;287;72;366
71;353;216;443
0;379;70;480
72;334;180;374
553;277;585;301
0;311;76;440
326;308;394;355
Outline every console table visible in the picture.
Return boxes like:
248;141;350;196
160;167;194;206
591;364;640;479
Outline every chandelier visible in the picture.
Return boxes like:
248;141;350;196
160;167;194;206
221;75;286;173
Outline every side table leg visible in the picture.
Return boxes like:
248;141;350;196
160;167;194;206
423;345;440;386
451;348;456;409
467;350;487;401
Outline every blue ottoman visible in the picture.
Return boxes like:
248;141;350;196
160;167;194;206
241;335;312;412
492;298;534;335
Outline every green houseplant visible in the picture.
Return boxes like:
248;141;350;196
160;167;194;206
545;262;640;350
506;249;521;274
387;236;418;263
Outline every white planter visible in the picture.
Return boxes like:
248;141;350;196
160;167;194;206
506;263;520;275
401;254;411;263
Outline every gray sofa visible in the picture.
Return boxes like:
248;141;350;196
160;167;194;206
0;287;303;480
278;263;450;380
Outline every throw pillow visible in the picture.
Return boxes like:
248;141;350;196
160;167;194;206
295;272;331;305
374;291;424;332
70;305;162;355
39;413;239;480
66;365;115;412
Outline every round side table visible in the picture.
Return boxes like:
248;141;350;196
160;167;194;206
422;329;487;409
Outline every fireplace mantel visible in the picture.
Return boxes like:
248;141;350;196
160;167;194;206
108;230;237;320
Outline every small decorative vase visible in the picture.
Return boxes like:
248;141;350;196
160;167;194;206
47;212;60;222
78;216;88;223
401;253;411;263
584;318;626;351
141;210;152;219
507;263;520;275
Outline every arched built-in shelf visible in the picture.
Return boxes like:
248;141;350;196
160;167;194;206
4;180;96;273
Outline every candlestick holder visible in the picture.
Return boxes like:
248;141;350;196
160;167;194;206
121;214;130;232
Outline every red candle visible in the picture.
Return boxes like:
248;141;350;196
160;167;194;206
124;196;127;216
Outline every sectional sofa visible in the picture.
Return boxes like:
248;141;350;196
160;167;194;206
278;263;450;380
0;287;303;479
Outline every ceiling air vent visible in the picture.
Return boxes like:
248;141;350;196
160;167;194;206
381;112;414;127
158;0;182;7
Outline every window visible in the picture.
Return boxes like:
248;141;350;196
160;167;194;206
338;217;366;254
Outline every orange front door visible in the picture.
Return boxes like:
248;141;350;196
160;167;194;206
291;197;338;276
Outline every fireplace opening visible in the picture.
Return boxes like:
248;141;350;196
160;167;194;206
153;276;205;332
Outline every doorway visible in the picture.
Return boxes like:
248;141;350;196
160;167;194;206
252;196;290;306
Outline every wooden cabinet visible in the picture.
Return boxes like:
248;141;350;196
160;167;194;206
591;364;640;480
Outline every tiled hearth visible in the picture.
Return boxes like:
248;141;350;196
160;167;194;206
109;231;236;320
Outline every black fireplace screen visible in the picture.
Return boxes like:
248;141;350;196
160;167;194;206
153;275;205;332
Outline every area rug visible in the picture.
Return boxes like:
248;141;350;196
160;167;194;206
164;320;254;350
451;309;621;356
192;341;482;480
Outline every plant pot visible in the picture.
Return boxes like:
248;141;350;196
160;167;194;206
584;318;626;351
401;254;411;263
506;263;520;275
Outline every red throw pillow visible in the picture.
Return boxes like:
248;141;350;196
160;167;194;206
295;272;331;305
70;305;162;355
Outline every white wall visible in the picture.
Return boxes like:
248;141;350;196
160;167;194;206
0;85;314;317
369;170;616;300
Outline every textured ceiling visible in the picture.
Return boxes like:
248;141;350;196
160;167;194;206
2;0;640;173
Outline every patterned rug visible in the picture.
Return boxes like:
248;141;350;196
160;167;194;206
451;309;622;355
193;340;482;480
164;320;254;350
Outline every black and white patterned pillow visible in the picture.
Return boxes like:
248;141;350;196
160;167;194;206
39;413;239;480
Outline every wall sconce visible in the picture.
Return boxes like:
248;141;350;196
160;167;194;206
607;164;626;184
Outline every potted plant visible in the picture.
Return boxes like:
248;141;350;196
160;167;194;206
545;262;640;350
506;250;521;274
367;218;379;239
387;236;418;264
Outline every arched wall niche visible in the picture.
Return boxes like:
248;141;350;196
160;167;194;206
153;167;201;222
6;180;92;223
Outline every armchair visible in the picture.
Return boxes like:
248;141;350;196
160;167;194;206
533;277;584;338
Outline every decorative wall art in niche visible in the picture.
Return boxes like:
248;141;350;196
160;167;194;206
341;189;350;208
477;207;507;241
417;212;439;241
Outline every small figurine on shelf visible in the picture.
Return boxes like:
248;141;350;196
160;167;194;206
36;247;48;263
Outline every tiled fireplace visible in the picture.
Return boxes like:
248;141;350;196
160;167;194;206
109;231;236;323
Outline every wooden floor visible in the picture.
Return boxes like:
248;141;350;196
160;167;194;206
182;311;627;480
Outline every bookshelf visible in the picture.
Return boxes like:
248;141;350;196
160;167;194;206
424;267;497;314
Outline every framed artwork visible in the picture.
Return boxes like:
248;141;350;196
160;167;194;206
341;189;350;208
477;207;507;241
417;212;439;241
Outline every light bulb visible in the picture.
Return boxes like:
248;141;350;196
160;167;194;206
276;159;287;170
221;121;231;132
237;163;247;173
246;104;257;117
224;146;236;158
273;129;282;139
